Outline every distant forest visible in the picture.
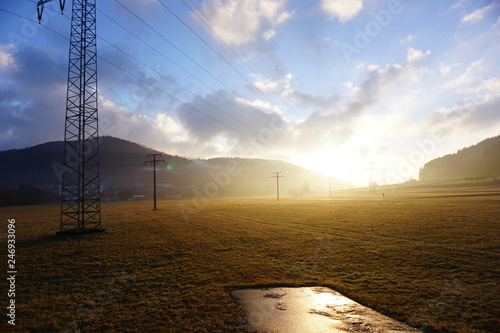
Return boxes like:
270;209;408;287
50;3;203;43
419;135;500;181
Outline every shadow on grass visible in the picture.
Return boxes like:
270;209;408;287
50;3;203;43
17;231;111;249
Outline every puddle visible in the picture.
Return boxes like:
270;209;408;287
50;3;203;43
231;286;422;333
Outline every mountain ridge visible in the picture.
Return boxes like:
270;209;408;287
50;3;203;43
0;136;343;203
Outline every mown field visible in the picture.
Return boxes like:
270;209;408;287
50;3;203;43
1;195;499;332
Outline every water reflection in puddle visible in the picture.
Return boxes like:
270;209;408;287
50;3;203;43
231;286;422;333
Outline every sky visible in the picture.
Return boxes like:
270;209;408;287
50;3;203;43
0;0;499;186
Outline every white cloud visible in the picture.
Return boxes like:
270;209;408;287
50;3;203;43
197;0;292;45
425;93;500;137
99;96;200;156
450;0;467;11
457;76;500;101
0;44;14;70
439;61;461;75
262;29;276;41
275;10;292;24
251;74;279;92
406;47;431;63
175;90;291;149
400;34;415;44
460;4;495;25
494;15;500;32
172;60;417;160
320;0;364;23
423;73;500;146
250;72;293;96
403;48;433;83
0;45;67;150
236;97;285;116
443;59;486;91
289;89;340;112
479;77;500;99
296;62;406;149
156;113;183;136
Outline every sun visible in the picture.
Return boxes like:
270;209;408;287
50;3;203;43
292;146;359;183
292;148;352;180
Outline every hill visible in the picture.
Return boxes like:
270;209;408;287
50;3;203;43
0;136;342;203
0;136;186;188
419;135;500;181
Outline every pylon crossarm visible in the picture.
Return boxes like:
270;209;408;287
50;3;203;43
37;0;66;23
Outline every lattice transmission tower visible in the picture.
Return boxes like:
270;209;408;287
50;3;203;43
38;0;104;233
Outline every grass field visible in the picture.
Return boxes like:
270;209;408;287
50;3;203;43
1;193;499;332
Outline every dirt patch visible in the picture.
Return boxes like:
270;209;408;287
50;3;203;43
232;286;422;333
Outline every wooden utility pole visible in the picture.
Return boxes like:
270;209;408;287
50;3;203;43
272;172;283;201
145;154;165;210
329;177;332;198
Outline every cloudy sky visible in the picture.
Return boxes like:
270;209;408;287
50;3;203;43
1;0;499;185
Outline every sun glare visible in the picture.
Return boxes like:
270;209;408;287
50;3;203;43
293;146;363;186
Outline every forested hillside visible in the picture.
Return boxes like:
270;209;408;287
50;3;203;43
419;135;500;181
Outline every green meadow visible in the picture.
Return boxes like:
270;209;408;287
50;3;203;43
1;194;499;332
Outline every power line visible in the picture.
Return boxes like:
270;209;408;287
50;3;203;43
97;8;271;131
0;6;261;142
113;0;307;146
2;4;314;154
158;0;257;91
182;0;262;76
158;0;269;98
98;36;258;137
180;0;321;143
113;0;283;130
20;1;304;141
97;9;314;149
97;56;254;140
24;4;268;141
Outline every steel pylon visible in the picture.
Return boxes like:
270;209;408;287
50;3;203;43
56;0;103;233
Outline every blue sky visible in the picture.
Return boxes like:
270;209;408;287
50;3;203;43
1;0;499;185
